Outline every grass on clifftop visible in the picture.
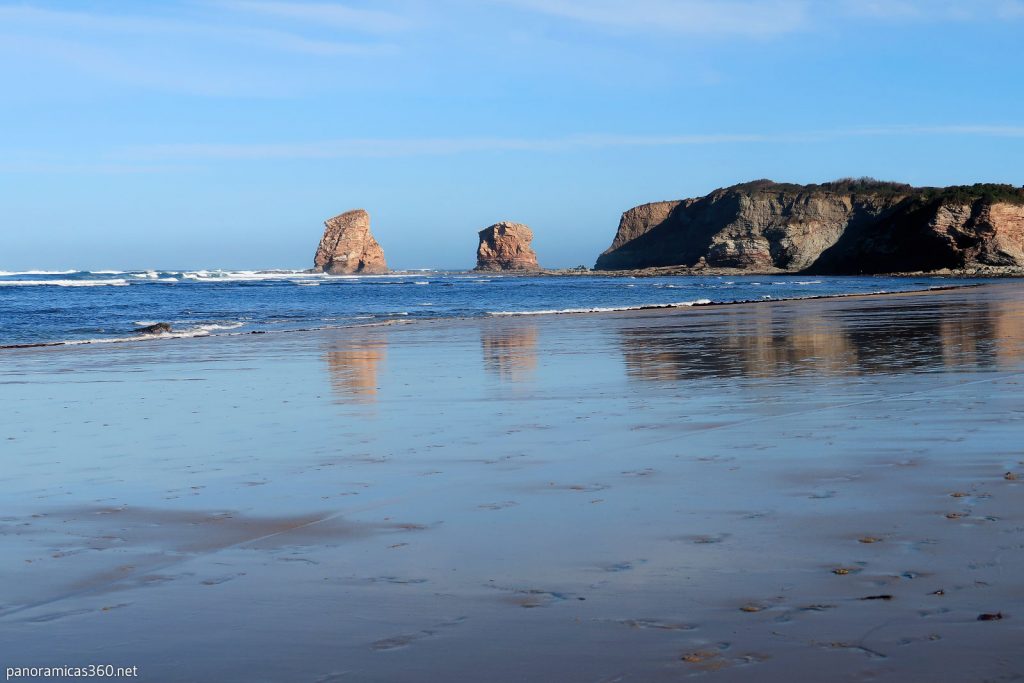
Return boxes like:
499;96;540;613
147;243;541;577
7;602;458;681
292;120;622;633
726;178;1024;204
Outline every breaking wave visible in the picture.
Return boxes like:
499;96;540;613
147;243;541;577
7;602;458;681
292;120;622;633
0;279;129;287
488;299;714;316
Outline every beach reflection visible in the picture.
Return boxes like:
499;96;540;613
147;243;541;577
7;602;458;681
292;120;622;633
324;334;387;403
620;294;1024;381
481;325;539;381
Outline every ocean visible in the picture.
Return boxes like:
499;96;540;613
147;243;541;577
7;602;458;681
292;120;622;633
0;269;983;347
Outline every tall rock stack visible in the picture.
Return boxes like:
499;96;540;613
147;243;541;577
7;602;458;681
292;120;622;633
474;222;540;271
313;209;388;275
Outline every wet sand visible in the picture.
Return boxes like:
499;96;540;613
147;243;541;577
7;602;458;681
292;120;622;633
2;283;1023;682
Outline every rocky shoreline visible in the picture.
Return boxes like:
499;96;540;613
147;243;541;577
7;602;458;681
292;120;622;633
310;179;1024;277
520;265;1024;279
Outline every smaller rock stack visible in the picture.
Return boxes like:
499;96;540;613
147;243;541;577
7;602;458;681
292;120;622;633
474;222;540;271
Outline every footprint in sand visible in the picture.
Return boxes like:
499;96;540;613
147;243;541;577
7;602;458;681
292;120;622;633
200;572;245;586
478;501;519;510
617;618;694;631
371;616;468;651
683;533;731;545
599;560;646;573
23;608;99;623
487;584;581;608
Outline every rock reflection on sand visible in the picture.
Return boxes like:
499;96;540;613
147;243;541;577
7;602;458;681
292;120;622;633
481;324;538;381
620;294;1024;381
324;334;387;403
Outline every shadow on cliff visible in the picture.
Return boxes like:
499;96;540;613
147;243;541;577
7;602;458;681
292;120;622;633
595;194;742;270
804;198;988;274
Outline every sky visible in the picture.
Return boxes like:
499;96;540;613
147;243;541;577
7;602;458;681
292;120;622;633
2;0;1023;270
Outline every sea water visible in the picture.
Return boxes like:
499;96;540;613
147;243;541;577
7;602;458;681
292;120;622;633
0;269;984;347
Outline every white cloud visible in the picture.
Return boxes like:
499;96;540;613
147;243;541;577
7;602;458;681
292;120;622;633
215;1;414;32
2;125;1021;174
843;1;923;19
998;0;1024;17
0;4;398;96
0;5;393;56
853;124;1024;136
116;133;771;160
840;0;1024;20
495;0;809;36
108;125;1024;162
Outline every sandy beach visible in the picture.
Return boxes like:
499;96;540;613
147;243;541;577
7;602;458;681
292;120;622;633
2;283;1023;682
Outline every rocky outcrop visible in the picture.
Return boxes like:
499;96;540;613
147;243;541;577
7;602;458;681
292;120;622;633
313;209;388;275
475;222;540;271
595;180;1024;274
134;322;172;335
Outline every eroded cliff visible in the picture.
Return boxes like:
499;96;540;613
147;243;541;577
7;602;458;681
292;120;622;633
595;180;1024;274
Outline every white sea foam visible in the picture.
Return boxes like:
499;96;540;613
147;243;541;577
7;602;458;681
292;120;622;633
176;269;437;282
0;269;78;276
772;280;822;285
188;322;246;333
58;321;247;346
0;279;129;287
181;270;339;282
488;299;713;316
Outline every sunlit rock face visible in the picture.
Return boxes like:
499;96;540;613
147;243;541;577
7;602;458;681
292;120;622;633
314;209;388;275
475;222;540;272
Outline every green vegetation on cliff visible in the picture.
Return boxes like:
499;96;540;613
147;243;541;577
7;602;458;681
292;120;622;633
723;178;1024;205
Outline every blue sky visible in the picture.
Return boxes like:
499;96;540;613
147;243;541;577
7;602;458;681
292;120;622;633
2;0;1023;270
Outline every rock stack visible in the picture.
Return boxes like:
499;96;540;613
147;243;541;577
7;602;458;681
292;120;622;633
474;222;540;271
313;209;388;275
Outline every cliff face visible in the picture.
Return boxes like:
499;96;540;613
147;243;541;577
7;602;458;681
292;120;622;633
595;181;1024;273
475;222;540;271
313;209;388;275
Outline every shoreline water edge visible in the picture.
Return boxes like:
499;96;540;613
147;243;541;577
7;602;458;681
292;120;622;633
0;269;1002;350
